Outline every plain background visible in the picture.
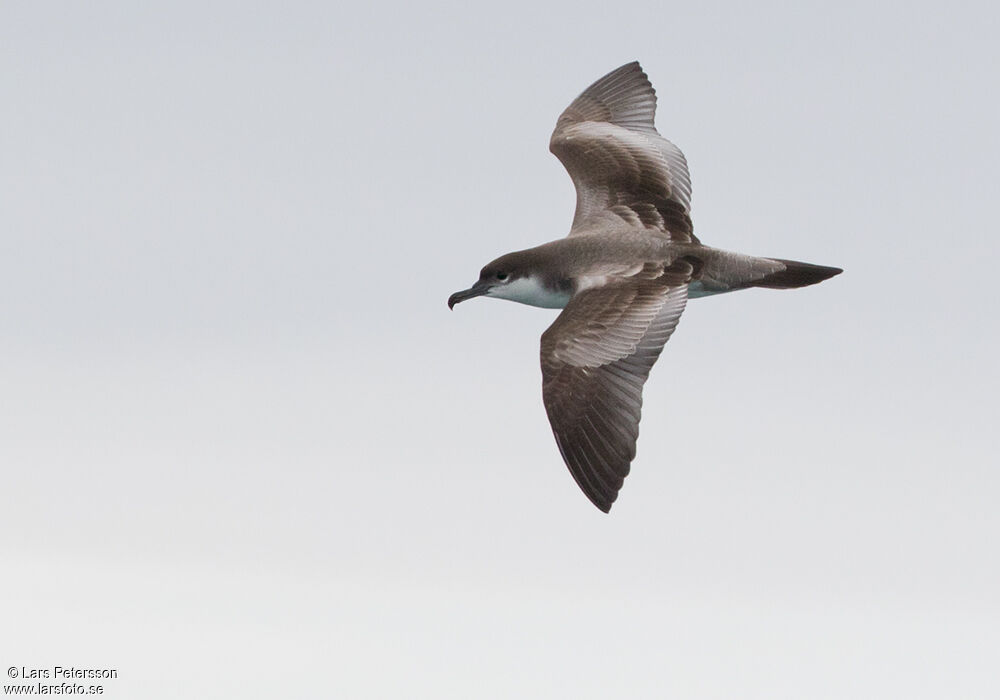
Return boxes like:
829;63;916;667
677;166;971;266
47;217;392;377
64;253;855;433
2;1;998;697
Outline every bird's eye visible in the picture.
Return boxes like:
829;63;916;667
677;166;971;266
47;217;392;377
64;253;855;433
496;272;508;281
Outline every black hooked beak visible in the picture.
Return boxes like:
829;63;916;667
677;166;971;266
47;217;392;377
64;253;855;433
448;280;492;309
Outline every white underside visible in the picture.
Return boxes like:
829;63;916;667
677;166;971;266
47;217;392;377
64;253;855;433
687;281;733;299
487;276;571;308
490;278;733;306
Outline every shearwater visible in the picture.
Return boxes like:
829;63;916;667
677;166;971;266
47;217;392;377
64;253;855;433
448;62;841;512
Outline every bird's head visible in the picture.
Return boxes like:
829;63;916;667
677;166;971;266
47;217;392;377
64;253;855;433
447;252;529;309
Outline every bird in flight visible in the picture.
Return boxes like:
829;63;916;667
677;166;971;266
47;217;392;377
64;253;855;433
448;62;841;512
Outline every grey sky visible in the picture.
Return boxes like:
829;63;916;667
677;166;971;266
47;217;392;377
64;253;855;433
2;1;998;697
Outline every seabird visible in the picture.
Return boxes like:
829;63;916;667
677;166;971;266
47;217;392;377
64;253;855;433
448;62;842;512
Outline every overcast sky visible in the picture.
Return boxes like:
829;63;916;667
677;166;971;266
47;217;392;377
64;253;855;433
2;1;998;697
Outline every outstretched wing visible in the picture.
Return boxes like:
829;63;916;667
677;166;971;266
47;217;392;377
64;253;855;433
550;62;696;242
540;259;695;512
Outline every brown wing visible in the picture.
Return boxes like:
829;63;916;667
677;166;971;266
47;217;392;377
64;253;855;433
540;259;694;512
550;61;696;242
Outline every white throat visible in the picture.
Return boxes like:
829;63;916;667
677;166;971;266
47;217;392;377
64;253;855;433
487;275;571;309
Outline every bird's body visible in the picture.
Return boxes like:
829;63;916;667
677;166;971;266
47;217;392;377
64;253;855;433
477;231;800;307
449;62;841;512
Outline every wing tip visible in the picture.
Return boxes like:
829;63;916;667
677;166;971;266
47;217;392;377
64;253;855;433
558;61;658;132
593;497;615;514
551;428;623;513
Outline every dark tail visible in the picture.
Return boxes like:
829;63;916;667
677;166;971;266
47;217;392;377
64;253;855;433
754;258;843;290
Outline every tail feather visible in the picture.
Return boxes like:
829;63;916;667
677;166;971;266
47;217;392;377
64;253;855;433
754;258;843;289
